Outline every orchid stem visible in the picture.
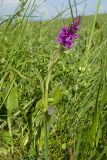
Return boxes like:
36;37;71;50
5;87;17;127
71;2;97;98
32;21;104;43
44;46;62;159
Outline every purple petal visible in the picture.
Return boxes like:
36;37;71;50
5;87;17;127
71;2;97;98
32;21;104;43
65;36;71;43
57;37;63;44
62;26;68;31
57;16;80;49
73;34;78;39
65;41;72;49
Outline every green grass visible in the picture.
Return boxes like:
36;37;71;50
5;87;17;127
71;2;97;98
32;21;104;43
0;1;107;159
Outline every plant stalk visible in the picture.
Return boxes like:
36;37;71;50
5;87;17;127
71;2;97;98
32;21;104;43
44;46;62;159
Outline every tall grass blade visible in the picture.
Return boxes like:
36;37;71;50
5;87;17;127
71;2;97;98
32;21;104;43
87;0;102;51
68;0;74;19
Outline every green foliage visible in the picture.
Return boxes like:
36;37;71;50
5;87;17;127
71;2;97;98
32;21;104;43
0;1;107;159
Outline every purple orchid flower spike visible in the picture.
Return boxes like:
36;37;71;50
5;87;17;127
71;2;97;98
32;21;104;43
57;16;81;49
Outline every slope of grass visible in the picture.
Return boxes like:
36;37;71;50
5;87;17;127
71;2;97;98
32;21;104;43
0;5;107;159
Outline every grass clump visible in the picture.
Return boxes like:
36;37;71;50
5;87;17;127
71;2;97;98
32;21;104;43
0;0;107;159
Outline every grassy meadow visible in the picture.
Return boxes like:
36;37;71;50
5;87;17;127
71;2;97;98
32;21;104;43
0;1;107;159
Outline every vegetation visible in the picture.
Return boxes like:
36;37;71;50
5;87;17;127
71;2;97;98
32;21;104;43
0;0;107;159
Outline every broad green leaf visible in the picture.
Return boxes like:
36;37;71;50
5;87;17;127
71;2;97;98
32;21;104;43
2;131;12;145
38;126;44;151
7;85;18;115
50;85;64;105
88;83;101;148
